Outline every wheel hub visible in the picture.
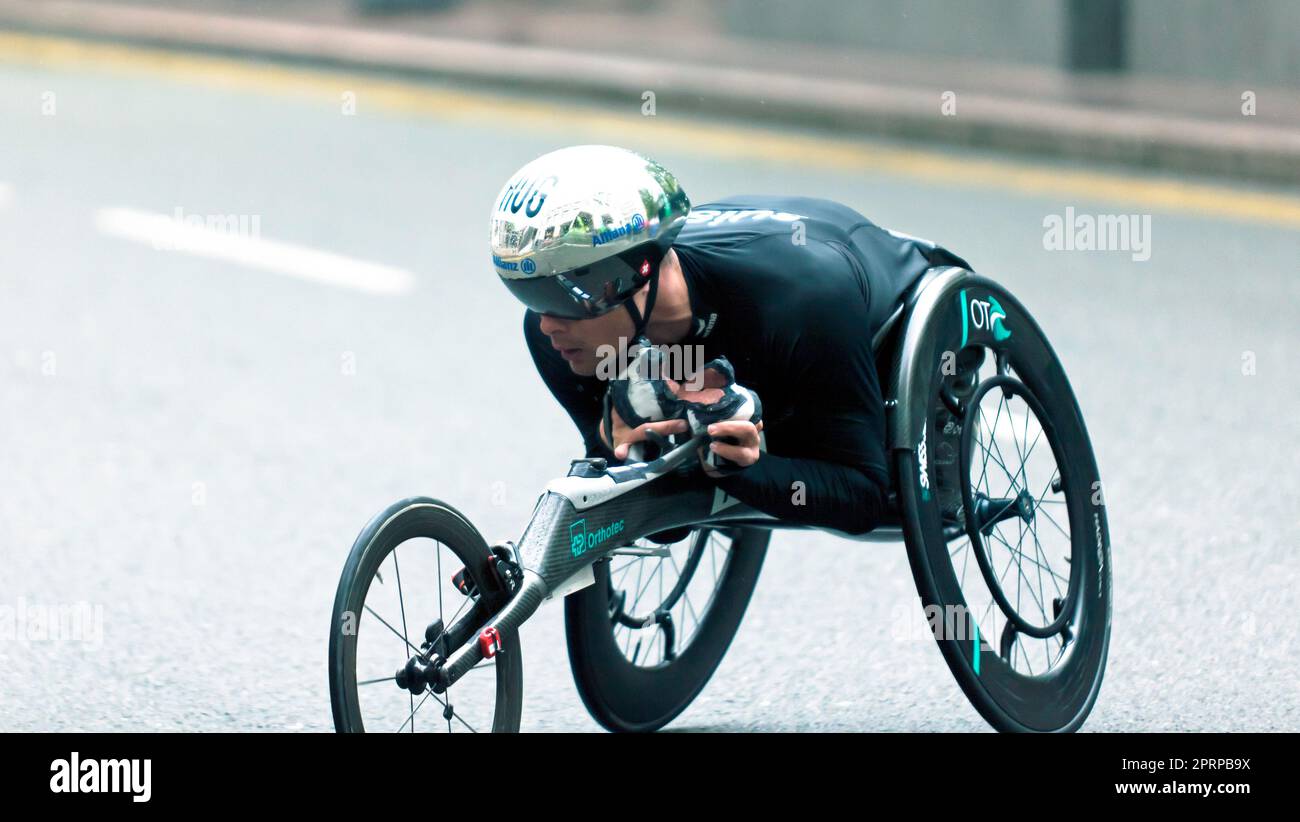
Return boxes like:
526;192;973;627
392;617;448;695
971;488;1035;534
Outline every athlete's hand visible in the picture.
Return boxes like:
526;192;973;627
667;366;765;472
700;419;764;476
601;406;688;461
601;372;757;464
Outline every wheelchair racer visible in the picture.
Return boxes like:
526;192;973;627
491;145;970;535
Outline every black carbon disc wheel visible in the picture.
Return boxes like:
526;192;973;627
329;497;523;733
564;526;769;732
897;279;1111;732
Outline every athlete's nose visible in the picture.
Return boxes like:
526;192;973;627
538;313;570;337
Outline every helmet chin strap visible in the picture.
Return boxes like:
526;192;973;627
623;266;660;343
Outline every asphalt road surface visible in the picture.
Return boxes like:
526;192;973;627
2;34;1298;731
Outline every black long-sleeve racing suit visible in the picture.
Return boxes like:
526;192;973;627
523;196;970;535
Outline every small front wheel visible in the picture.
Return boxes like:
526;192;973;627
329;497;523;733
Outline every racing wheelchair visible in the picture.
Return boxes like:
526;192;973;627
328;266;1112;732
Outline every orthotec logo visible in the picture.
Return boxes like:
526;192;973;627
569;518;626;557
50;752;151;803
960;290;1011;344
592;214;645;246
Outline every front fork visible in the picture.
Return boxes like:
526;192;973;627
430;533;584;693
389;540;542;696
434;569;548;691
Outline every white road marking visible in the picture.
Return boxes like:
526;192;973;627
93;207;415;296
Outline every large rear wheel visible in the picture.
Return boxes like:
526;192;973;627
565;526;769;732
897;280;1111;732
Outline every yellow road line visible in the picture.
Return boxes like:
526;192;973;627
3;30;1299;229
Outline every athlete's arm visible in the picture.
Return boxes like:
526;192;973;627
715;453;888;535
712;279;891;535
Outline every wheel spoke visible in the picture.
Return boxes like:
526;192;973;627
396;691;431;733
668;552;700;643
363;604;422;656
1036;503;1072;543
1029;517;1066;601
981;425;1027;496
612;558;638;586
622;560;645;659
630;559;666;614
607;530;734;668
990;528;1060;609
1019;425;1045;479
987;530;1050;626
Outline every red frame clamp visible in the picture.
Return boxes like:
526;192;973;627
478;626;503;658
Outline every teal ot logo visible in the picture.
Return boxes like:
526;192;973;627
960;290;1011;346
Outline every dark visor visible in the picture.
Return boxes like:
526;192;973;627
501;244;660;319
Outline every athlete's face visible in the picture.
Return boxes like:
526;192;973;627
537;303;634;377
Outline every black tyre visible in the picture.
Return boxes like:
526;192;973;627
896;278;1111;732
329;497;523;732
565;526;769;732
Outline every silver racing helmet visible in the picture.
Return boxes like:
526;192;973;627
489;145;690;319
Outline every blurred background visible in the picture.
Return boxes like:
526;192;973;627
1;0;1297;731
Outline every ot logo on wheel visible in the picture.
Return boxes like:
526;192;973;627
960;290;1011;345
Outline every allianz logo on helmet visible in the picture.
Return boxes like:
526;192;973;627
493;255;537;275
592;214;645;246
